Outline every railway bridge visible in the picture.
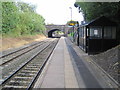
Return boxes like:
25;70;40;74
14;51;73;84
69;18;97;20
45;25;71;37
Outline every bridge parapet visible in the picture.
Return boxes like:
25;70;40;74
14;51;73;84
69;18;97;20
46;25;65;31
45;25;72;36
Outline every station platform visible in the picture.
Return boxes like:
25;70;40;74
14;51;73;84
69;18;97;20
34;37;118;88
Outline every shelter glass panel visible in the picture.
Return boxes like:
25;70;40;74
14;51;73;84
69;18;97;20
87;28;89;37
89;26;102;39
79;27;84;38
79;28;82;37
84;27;86;38
104;26;116;39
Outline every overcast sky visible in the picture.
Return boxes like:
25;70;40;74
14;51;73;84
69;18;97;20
20;0;84;25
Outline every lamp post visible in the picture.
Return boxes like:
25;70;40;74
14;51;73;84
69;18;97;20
69;7;75;41
69;7;72;21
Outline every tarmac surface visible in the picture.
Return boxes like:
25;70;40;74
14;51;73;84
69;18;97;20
34;37;119;88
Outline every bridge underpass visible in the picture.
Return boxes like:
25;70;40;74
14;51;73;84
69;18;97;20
45;25;71;37
48;29;63;38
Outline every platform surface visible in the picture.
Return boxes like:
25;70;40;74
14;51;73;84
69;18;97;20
34;37;118;88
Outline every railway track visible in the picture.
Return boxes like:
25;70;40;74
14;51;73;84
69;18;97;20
1;40;44;58
1;38;59;89
1;39;52;81
0;40;47;66
0;39;51;84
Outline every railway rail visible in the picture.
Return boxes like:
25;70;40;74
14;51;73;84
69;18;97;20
1;38;59;89
1;39;51;81
1;40;44;58
0;39;49;65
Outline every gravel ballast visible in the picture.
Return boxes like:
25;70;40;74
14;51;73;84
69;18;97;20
90;45;120;84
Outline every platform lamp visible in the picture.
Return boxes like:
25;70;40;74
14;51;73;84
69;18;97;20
69;7;72;21
69;7;75;41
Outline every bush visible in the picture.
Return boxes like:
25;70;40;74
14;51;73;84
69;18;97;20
2;2;46;37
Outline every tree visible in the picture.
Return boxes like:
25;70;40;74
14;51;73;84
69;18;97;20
74;2;120;43
2;2;46;37
74;2;120;22
17;2;36;13
2;2;19;35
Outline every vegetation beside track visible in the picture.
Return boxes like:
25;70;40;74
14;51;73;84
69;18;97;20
1;2;46;37
1;34;46;51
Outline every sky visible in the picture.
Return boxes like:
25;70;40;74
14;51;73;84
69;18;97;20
20;0;84;25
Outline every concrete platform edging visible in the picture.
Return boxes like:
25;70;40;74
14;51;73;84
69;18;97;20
63;37;79;88
34;37;79;88
33;38;61;88
66;38;119;88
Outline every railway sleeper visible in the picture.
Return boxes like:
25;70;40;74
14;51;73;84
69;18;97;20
26;65;40;68
10;79;31;83
14;76;32;79
7;80;30;86
33;57;45;60
23;68;39;71
9;80;30;83
3;85;27;88
27;64;41;67
20;71;37;75
6;81;28;86
27;63;41;66
25;67;40;70
16;74;34;77
21;70;37;73
4;65;9;67
30;62;43;65
13;77;32;81
4;81;29;87
16;73;35;77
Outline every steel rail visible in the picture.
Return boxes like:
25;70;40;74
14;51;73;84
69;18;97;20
0;41;44;59
0;41;46;66
1;42;51;85
27;39;59;90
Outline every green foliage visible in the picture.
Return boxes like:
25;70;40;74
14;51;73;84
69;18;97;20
17;2;36;13
0;2;2;35
2;2;46;37
75;2;120;43
2;2;19;35
75;2;120;22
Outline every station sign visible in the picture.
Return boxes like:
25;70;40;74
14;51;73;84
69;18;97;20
68;21;79;26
